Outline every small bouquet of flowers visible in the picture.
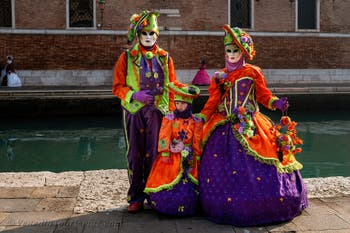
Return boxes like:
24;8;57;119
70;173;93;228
229;106;256;138
275;116;303;162
181;146;194;172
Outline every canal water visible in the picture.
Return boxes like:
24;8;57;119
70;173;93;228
0;111;349;178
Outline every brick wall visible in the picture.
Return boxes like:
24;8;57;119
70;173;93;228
254;0;295;32
103;0;228;31
0;34;123;70
15;0;66;29
11;0;350;32
0;34;349;70
320;0;350;33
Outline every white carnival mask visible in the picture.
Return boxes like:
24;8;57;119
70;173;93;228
225;44;243;63
139;30;158;47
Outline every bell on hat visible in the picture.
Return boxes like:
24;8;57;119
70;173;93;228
223;24;256;60
127;10;160;44
192;58;210;86
168;82;200;104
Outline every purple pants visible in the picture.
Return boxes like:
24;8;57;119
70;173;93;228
123;105;163;203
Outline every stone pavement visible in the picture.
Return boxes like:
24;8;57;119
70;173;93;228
0;170;349;233
0;194;349;233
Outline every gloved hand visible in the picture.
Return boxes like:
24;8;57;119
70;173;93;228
148;87;164;96
170;140;184;153
272;97;289;112
132;90;154;105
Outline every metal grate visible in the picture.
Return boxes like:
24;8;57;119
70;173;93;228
230;0;251;28
0;0;12;27
69;0;94;27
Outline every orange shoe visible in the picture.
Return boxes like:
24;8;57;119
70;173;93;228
127;202;143;213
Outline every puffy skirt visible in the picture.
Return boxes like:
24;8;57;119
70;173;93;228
198;123;308;227
149;174;199;217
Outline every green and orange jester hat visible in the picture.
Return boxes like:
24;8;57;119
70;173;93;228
223;24;256;60
127;10;160;45
168;82;200;104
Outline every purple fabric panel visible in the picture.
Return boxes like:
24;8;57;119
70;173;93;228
124;106;163;203
220;78;255;114
198;123;308;227
149;174;199;217
236;78;253;106
140;56;164;94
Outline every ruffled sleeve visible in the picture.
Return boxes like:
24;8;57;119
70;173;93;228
251;65;278;110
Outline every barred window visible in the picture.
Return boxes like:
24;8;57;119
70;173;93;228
297;0;319;30
230;0;252;28
0;0;12;28
69;0;94;28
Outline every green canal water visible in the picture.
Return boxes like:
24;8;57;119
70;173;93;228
0;111;349;178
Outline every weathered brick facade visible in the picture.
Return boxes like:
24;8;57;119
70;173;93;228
15;0;66;29
11;0;350;32
0;34;349;70
0;0;349;70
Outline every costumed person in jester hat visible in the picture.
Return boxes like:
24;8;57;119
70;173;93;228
144;83;202;217
112;10;184;213
197;25;308;226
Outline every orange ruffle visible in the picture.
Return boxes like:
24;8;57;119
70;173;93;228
202;113;226;143
145;153;181;190
202;112;298;167
145;153;199;191
245;112;279;160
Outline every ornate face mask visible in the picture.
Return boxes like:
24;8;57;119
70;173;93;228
139;30;158;47
225;44;243;63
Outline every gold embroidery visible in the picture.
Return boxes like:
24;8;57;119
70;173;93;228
145;71;152;78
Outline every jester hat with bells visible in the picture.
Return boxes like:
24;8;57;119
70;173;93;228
127;10;160;45
223;24;256;61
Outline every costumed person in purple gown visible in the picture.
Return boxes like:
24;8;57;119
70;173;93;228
144;83;202;216
192;58;210;86
197;25;308;226
112;10;183;213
